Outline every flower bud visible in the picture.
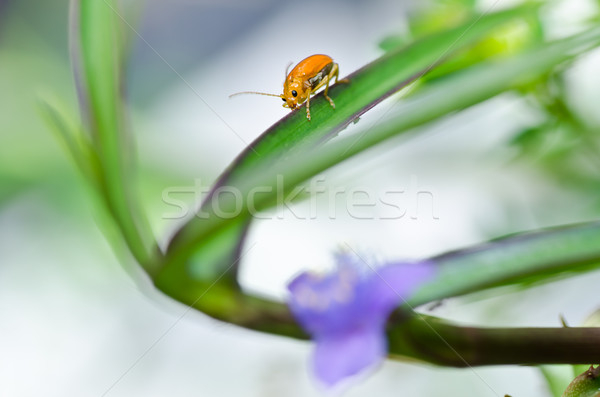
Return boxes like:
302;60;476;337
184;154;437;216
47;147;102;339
562;366;600;397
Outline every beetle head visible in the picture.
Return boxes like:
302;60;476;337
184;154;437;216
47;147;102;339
282;81;304;109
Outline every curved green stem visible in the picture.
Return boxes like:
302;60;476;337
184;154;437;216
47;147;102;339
154;280;600;367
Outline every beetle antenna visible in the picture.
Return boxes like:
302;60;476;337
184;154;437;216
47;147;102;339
229;91;281;98
284;61;293;82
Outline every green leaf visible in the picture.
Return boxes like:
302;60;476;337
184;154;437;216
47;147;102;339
562;366;600;397
213;5;541;184
410;222;600;305
72;0;157;271
163;5;542;285
160;25;600;294
38;96;100;188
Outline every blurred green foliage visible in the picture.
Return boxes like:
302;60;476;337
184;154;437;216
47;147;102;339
0;0;81;210
380;0;544;81
381;0;600;218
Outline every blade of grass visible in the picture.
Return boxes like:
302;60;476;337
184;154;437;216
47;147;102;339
71;0;158;271
165;5;542;281
162;26;600;282
219;5;542;178
38;97;100;188
410;221;600;305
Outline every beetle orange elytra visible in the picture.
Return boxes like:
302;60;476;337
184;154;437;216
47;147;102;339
230;54;349;121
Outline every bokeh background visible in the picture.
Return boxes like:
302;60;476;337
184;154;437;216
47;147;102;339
2;0;600;396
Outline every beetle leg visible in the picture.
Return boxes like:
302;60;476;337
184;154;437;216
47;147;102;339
305;87;313;120
334;63;350;85
325;63;341;108
315;63;349;110
323;72;335;109
312;64;335;109
303;63;349;120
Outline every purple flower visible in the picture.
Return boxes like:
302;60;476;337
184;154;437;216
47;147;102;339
287;254;435;387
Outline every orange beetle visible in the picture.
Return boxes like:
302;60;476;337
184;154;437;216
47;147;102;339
230;54;348;120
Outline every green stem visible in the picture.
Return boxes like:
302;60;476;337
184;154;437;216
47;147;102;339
154;279;600;367
390;314;600;366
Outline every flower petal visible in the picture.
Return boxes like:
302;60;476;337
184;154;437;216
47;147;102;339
369;261;436;311
287;257;437;388
313;328;386;387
